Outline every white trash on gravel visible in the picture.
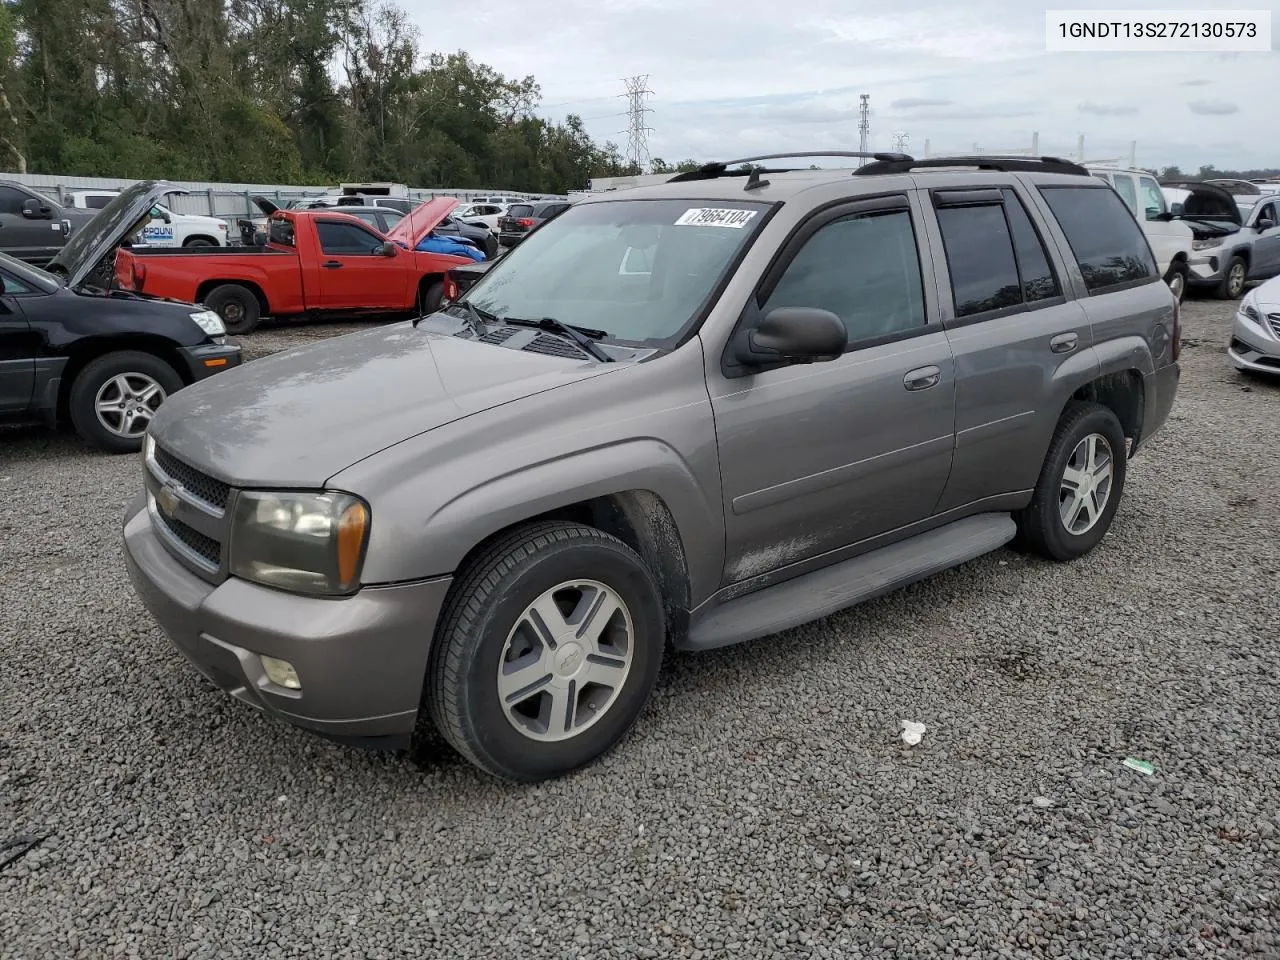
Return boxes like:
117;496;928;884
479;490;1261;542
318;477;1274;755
901;720;927;746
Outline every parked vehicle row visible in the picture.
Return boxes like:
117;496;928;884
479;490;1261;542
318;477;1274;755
1161;181;1280;299
121;152;1180;783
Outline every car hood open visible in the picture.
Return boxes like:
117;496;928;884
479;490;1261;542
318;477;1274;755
386;196;458;249
146;322;622;488
1162;179;1243;227
47;180;188;289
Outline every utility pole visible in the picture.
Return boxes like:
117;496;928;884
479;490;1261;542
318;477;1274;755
621;75;654;173
857;95;870;164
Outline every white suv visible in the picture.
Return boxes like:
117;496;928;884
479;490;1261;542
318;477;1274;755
1088;166;1194;301
67;191;229;247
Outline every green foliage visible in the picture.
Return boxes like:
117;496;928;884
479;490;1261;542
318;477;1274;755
0;0;637;191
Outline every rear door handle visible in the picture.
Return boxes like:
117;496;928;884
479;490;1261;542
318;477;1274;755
323;260;343;270
904;365;941;391
1050;332;1078;354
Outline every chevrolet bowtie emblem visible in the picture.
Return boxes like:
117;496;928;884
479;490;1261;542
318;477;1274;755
156;482;182;517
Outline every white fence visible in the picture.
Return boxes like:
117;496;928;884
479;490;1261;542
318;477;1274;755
0;172;543;226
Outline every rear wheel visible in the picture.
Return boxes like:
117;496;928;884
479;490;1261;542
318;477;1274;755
1216;256;1247;300
203;283;261;334
68;350;184;454
183;237;216;248
1014;402;1128;562
1164;262;1187;302
424;522;665;782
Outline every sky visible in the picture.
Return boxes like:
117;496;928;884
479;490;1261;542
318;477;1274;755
402;0;1279;173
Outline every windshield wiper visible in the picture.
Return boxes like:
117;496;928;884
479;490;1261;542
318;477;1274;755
503;317;614;362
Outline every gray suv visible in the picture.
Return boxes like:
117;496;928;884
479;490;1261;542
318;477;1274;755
122;153;1181;782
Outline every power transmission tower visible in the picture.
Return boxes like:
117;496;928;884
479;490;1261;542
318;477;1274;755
857;95;871;165
892;130;909;153
621;75;654;173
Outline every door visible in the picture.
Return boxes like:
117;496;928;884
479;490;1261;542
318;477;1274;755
708;194;957;584
923;186;1094;512
314;218;408;311
1248;200;1280;277
0;186;63;263
0;275;34;414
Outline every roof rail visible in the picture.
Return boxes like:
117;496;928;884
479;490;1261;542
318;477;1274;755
854;155;1091;177
667;151;913;184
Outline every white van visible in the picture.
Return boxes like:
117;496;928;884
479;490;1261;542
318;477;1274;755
66;191;229;247
1087;166;1194;301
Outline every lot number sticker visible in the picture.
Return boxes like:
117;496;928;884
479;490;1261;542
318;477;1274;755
675;208;758;228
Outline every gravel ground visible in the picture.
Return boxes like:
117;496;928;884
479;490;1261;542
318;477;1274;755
2;300;1279;959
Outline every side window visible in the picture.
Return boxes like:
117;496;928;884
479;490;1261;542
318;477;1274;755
1040;186;1157;293
1138;177;1167;220
0;187;29;215
1002;189;1061;302
762;208;927;344
381;210;405;229
1110;175;1138;216
87;195;112;210
317;221;382;255
0;271;35;295
935;203;1022;317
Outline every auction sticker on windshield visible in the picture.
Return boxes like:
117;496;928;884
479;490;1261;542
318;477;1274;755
675;208;758;228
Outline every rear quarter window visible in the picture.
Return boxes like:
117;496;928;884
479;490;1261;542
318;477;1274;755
1038;186;1157;293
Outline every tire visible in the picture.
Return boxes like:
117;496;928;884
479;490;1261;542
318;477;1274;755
1164;262;1187;303
419;280;444;315
1013;402;1128;562
483;236;498;259
68;350;184;454
183;238;216;248
1216;255;1247;300
425;522;665;782
203;283;261;334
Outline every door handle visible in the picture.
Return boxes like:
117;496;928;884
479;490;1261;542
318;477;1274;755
1050;332;1078;354
904;365;941;391
323;260;343;269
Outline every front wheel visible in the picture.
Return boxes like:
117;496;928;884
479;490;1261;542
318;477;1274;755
1217;256;1247;300
418;280;444;315
424;522;665;782
68;350;184;454
1013;402;1128;562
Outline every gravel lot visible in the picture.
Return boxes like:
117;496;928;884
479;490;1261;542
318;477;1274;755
2;300;1278;959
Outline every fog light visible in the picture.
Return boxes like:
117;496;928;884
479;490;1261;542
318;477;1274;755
260;655;301;690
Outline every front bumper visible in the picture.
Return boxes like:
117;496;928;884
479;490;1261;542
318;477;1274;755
1187;252;1223;285
122;493;453;748
1228;308;1280;374
179;342;243;382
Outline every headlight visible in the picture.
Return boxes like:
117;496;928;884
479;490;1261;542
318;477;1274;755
1241;301;1261;325
229;491;370;596
189;309;226;337
1192;238;1223;251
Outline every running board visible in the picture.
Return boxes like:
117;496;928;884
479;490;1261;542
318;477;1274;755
682;513;1017;652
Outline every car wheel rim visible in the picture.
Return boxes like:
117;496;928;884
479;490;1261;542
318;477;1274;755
1059;433;1114;536
497;579;635;743
94;373;166;439
1168;273;1184;299
223;303;244;322
1229;263;1245;297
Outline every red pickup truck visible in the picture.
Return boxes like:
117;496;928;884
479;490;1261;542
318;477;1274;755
113;198;477;334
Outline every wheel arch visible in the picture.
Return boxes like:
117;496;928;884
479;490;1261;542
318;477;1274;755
182;235;221;247
195;279;269;314
1069;369;1145;451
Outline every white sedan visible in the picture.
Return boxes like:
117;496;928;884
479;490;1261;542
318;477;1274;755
1229;275;1280;376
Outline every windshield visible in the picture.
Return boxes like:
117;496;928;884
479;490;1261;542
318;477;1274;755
0;250;60;293
467;198;771;345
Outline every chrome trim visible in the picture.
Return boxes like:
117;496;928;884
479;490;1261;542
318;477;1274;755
147;493;220;575
145;445;226;519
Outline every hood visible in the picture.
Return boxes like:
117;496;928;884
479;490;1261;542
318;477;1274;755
1161;180;1242;227
47;180;187;288
386;196;458;249
251;196;280;217
1250;276;1280;312
146;321;622;488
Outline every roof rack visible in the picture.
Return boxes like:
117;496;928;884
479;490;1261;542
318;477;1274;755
854;155;1090;177
667;151;913;184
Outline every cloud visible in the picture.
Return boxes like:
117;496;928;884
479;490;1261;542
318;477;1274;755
1188;100;1240;116
891;98;953;109
1078;102;1138;117
1181;79;1211;87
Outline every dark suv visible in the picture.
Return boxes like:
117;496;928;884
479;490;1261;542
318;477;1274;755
123;153;1179;782
498;200;574;248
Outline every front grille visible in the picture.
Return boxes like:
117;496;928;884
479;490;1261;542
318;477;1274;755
154;445;230;510
156;510;221;566
1268;313;1280;338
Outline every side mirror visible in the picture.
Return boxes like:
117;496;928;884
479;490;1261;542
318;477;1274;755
379;241;398;257
1170;202;1184;217
21;198;52;220
737;307;848;366
1257;219;1275;231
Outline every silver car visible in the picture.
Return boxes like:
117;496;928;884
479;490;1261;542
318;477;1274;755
1229;275;1280;375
